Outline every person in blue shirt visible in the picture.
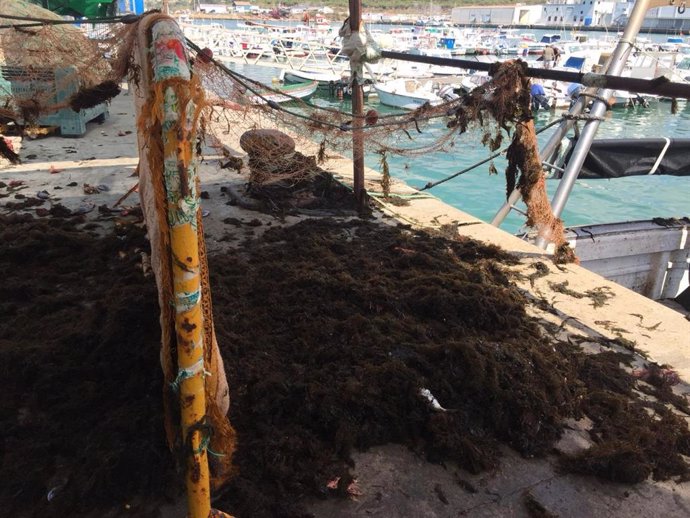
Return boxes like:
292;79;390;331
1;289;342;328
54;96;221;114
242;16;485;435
530;81;550;111
567;82;582;99
566;82;584;108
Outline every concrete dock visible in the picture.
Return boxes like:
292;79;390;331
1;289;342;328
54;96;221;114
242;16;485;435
2;91;689;517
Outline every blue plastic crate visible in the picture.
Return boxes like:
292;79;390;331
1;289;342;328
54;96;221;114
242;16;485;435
0;65;109;136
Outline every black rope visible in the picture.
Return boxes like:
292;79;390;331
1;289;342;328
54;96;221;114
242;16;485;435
0;13;134;29
577;92;614;110
420;117;564;191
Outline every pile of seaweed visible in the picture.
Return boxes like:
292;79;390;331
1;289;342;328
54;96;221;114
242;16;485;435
225;156;358;216
246;168;357;214
1;214;689;518
210;219;690;517
0;214;177;517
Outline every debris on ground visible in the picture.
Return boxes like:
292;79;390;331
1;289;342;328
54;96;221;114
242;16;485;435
2;215;689;518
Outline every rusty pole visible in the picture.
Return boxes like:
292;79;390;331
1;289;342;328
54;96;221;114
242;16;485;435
349;0;365;212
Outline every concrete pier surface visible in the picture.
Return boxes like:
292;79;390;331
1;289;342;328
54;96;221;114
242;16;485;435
2;91;689;517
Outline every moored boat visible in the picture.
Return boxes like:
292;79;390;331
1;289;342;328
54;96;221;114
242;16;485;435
280;68;343;88
372;78;446;110
247;80;319;105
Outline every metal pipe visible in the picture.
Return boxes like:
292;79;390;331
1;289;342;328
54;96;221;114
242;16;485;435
489;93;590;226
537;0;662;248
379;50;690;99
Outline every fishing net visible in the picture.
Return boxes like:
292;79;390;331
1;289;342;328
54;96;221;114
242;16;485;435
0;0;135;126
0;3;569;250
192;49;571;254
1;3;575;488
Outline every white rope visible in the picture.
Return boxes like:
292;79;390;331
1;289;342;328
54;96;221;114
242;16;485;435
339;20;381;82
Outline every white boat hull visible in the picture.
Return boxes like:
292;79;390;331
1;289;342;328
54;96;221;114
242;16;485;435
249;80;319;105
373;79;443;110
282;69;341;87
565;219;690;300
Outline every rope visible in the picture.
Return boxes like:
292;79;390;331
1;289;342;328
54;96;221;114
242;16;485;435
420;117;563;191
0;13;137;30
561;113;605;122
186;417;227;458
169;356;210;393
577;92;614;109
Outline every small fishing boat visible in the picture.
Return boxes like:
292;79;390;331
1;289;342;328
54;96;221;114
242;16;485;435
247;80;319;105
372;78;455;110
280;68;343;89
565;218;689;300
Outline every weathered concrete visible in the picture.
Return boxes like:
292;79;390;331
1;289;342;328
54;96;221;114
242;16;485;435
307;444;690;518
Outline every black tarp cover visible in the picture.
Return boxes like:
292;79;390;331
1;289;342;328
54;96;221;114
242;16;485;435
561;138;690;179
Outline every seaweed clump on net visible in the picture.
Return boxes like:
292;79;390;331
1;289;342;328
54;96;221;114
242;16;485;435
208;219;690;517
447;60;572;262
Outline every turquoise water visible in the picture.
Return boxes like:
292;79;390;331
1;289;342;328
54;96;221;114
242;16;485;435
223;62;689;234
364;102;690;233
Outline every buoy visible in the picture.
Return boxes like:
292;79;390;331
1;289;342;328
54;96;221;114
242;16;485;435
198;47;213;63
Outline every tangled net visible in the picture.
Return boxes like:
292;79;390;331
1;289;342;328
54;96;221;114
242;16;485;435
0;6;569;247
0;1;137;125
192;45;571;253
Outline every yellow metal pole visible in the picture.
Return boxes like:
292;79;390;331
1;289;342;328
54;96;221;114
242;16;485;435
171;224;210;518
150;20;211;517
134;16;235;518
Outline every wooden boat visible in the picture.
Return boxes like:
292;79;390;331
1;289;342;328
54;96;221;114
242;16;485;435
280;68;343;89
248;80;319;105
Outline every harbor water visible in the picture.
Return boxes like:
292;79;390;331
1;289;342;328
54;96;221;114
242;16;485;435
220;61;689;235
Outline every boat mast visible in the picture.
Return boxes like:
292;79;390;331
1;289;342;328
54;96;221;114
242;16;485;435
491;0;677;245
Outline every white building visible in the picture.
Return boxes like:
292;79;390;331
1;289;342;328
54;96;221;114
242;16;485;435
645;4;690;29
197;3;228;14
233;1;254;14
451;4;543;25
612;0;633;25
539;0;616;27
610;1;690;29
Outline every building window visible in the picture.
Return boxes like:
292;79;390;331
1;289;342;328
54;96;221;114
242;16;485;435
548;15;552;21
573;16;577;21
560;16;564;21
580;16;584;21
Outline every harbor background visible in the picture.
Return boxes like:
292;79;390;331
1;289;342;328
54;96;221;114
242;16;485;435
213;43;690;233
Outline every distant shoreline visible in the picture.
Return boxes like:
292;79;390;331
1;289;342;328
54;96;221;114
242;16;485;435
182;14;684;36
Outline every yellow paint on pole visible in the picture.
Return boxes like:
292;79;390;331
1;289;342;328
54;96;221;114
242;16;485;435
171;223;211;518
132;15;236;518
